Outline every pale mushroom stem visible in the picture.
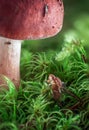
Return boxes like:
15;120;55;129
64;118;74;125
0;37;21;89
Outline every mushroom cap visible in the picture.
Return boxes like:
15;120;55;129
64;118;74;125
0;0;64;40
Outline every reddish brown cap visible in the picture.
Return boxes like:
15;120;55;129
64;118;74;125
0;0;64;40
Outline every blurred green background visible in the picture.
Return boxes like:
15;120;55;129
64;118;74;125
22;0;89;52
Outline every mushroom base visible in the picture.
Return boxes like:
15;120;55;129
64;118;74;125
0;37;21;89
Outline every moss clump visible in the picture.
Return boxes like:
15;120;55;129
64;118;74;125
0;40;89;130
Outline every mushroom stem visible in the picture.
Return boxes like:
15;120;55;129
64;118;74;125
0;37;21;89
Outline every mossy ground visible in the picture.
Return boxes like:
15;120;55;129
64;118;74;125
0;40;89;130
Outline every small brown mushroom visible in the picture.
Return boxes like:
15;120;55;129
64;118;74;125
47;74;64;100
0;0;64;89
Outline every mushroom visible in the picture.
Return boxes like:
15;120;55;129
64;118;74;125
0;0;64;89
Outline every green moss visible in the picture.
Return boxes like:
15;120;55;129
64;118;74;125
0;40;89;130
